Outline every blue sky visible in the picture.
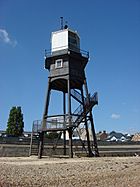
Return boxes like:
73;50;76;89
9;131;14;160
0;0;140;134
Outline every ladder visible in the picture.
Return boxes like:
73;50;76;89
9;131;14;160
29;120;41;156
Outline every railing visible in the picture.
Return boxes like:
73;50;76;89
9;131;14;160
45;116;68;129
32;120;42;133
80;49;89;58
44;46;89;59
32;92;98;132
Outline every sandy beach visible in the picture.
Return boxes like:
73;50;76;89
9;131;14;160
0;156;140;187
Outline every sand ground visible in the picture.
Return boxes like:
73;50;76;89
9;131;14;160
0;156;140;187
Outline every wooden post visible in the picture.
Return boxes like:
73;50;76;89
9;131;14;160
68;127;73;158
63;92;66;155
89;112;99;156
81;87;93;156
38;79;51;159
38;131;44;159
68;77;73;158
42;79;51;128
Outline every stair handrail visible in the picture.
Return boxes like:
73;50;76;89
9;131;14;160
72;92;98;126
71;89;82;103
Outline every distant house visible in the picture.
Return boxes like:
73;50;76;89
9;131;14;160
106;131;131;142
131;133;140;142
96;131;108;141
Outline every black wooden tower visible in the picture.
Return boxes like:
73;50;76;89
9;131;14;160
38;23;99;158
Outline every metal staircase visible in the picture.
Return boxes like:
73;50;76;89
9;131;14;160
71;91;98;128
71;90;98;156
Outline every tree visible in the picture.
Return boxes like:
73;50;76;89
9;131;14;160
6;106;24;136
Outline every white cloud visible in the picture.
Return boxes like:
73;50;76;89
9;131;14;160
0;29;17;47
0;29;10;43
111;113;120;119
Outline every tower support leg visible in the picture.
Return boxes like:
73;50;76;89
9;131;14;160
63;130;66;155
89;111;99;156
42;78;51;128
38;79;51;159
63;92;66;155
81;87;93;156
68;127;73;158
67;77;73;158
38;131;44;159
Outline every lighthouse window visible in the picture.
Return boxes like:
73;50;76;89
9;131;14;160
69;36;77;46
55;59;63;68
